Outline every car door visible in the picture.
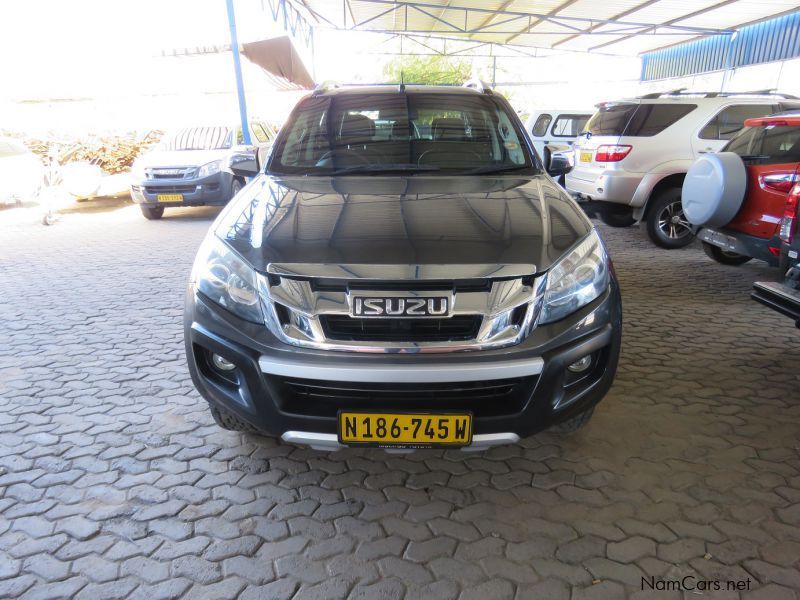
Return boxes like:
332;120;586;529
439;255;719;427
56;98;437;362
692;103;779;156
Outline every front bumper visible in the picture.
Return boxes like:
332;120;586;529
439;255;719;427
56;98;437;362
698;227;780;266
565;168;641;206
184;280;622;449
130;171;234;207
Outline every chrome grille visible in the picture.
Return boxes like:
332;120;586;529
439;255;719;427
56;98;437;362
146;167;196;180
320;315;483;342
259;263;544;353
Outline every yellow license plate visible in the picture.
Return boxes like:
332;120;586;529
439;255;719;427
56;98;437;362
339;412;473;447
157;194;183;202
580;151;593;163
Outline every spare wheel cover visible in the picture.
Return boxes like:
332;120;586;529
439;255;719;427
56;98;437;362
681;152;747;227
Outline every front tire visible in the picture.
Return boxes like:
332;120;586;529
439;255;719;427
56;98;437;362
209;405;256;433
552;407;594;433
230;178;243;200
702;242;752;266
599;209;636;228
141;205;164;220
644;188;694;249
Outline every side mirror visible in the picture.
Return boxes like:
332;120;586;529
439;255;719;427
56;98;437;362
547;149;573;177
228;148;259;178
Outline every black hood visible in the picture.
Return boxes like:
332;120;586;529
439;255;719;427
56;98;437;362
216;175;591;274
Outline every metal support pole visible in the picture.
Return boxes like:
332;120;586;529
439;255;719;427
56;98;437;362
226;0;251;145
310;27;316;80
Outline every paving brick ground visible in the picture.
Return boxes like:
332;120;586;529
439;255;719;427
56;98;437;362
0;202;799;599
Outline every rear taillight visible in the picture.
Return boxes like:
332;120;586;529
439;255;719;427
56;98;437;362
759;172;798;193
779;183;800;244
595;145;632;162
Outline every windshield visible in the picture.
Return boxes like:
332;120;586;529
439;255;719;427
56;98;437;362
267;91;536;176
161;127;233;151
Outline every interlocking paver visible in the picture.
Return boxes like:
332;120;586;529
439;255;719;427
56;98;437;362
607;536;657;563
2;208;799;598
171;555;222;585
460;578;514;600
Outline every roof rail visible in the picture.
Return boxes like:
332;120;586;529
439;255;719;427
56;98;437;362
463;78;492;94
729;89;799;99
639;89;799;100
312;80;341;96
638;88;686;99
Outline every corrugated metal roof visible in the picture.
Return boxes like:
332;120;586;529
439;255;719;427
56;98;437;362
641;10;800;80
290;0;800;55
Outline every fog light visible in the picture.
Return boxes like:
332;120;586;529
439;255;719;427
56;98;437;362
211;353;236;372
567;355;592;373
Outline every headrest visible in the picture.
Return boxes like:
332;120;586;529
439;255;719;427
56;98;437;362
391;120;410;139
432;118;465;141
339;113;375;142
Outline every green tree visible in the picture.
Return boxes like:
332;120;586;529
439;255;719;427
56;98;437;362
383;55;472;85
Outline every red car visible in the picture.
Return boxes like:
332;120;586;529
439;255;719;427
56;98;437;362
682;113;800;267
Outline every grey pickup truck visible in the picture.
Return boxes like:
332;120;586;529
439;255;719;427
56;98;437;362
183;82;622;451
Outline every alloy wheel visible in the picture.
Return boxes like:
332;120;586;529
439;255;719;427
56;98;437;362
657;200;692;240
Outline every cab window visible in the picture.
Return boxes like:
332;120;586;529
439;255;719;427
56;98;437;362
551;114;590;137
251;123;270;143
531;114;552;137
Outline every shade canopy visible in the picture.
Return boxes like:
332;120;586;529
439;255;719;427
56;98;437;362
291;0;800;55
242;36;314;90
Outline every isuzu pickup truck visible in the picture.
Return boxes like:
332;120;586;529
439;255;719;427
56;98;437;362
184;82;622;451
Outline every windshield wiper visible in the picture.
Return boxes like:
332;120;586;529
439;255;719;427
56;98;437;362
328;164;441;175
462;164;533;175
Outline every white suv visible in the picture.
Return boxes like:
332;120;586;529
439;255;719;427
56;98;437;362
566;92;800;248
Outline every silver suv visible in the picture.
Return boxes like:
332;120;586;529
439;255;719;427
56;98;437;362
566;91;800;248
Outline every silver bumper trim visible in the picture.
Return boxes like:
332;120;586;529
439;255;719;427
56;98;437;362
259;355;544;383
281;431;521;452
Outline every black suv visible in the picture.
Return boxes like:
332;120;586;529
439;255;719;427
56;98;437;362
184;83;622;451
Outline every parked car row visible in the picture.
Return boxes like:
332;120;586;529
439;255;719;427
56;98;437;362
564;91;800;247
545;90;800;330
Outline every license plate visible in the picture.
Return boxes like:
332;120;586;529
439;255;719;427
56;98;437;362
338;411;473;448
157;194;183;202
580;151;593;163
703;229;737;250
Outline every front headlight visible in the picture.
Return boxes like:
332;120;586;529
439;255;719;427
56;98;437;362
539;229;610;324
192;235;262;323
197;160;222;178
